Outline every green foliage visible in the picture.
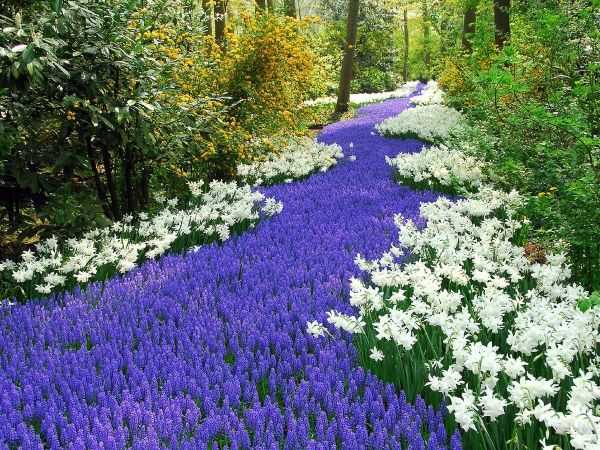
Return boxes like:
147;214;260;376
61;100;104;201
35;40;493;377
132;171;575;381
0;0;323;258
316;0;401;94
578;291;600;313
439;1;600;290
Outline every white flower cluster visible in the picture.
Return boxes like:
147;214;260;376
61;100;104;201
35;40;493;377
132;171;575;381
376;104;463;143
0;180;282;298
410;80;445;106
237;137;344;186
316;186;600;448
385;144;484;192
303;81;419;107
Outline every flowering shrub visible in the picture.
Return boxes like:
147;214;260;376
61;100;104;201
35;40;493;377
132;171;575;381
304;81;419;107
237;138;345;186
376;104;463;143
385;145;484;194
411;80;445;106
220;14;320;136
0;181;282;302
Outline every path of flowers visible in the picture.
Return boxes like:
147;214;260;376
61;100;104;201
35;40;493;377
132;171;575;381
0;96;461;448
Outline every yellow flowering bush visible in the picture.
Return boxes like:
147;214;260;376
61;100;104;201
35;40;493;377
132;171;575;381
217;14;320;135
127;9;322;187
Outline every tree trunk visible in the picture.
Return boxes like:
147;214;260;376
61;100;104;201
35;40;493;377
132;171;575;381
86;137;114;220
123;145;136;214
462;3;477;52
267;0;274;13
255;0;266;12
100;145;121;220
403;8;409;82
202;0;214;36
422;0;431;79
334;0;360;115
214;0;227;44
493;0;510;48
285;0;296;17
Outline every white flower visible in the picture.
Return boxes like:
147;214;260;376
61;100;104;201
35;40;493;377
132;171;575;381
262;198;284;217
427;367;463;396
448;389;477;431
509;375;559;410
306;321;327;338
238;137;344;186
377;104;463;142
503;356;527;379
464;342;502;376
35;284;53;294
0;259;16;271
13;268;32;283
303;81;418;106
479;389;507;421
369;347;384;362
411;80;445;106
75;271;93;283
326;311;365;334
187;180;204;197
386;144;483;191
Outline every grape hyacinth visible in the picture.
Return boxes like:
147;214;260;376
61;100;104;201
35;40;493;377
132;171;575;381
0;90;460;448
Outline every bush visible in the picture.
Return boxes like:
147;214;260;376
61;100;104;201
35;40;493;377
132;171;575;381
351;67;396;94
0;1;323;257
438;1;600;291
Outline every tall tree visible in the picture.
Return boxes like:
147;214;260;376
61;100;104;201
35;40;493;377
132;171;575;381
421;0;431;78
285;0;296;17
462;0;477;52
255;0;267;12
335;0;360;114
403;8;409;82
493;0;510;48
202;0;214;36
267;0;275;13
214;0;227;44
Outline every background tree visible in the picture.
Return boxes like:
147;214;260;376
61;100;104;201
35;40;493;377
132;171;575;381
202;0;215;35
285;0;297;17
403;7;410;81
421;0;431;79
334;0;359;114
256;0;267;12
215;0;228;42
493;0;510;48
461;0;477;52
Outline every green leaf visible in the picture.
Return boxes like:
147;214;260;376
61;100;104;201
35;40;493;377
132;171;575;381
578;291;600;312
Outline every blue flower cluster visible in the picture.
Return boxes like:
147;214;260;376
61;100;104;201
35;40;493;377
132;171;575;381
0;96;460;449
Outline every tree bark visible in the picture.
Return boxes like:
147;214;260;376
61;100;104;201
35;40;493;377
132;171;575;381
214;0;227;44
403;8;409;82
493;0;510;48
462;3;477;52
285;0;296;17
85;137;114;220
334;0;360;115
202;0;214;36
422;0;431;79
267;0;274;13
100;145;121;220
123;145;136;214
255;0;266;12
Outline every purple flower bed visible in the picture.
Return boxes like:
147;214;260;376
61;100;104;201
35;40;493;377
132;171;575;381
0;96;460;449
